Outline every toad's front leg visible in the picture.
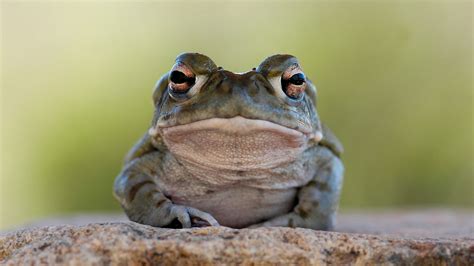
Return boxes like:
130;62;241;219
250;147;343;230
114;152;219;228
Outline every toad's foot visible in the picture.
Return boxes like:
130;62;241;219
166;205;220;228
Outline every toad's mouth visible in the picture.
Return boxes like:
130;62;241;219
152;116;318;170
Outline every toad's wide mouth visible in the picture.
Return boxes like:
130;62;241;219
160;116;307;138
154;116;313;170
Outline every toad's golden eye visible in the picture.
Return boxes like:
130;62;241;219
282;72;306;99
169;63;195;94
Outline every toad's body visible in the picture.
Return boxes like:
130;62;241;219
155;117;321;227
114;53;344;229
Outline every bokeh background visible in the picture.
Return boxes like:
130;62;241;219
1;1;472;230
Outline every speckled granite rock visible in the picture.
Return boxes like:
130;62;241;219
1;210;473;265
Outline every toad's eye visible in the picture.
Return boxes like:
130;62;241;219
170;71;195;85
282;72;306;99
169;64;196;94
288;73;305;85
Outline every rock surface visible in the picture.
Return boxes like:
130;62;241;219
1;210;473;265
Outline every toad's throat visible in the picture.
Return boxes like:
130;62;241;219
157;116;309;171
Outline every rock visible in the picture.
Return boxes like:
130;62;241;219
1;210;473;265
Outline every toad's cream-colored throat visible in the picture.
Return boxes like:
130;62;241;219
154;116;311;171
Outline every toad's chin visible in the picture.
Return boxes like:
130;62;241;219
153;116;319;171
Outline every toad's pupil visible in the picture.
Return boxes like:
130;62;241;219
288;73;305;85
170;71;194;84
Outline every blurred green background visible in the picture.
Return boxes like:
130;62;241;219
1;1;472;230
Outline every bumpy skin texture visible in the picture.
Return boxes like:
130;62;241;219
114;53;344;230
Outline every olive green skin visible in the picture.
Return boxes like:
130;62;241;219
114;53;343;229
